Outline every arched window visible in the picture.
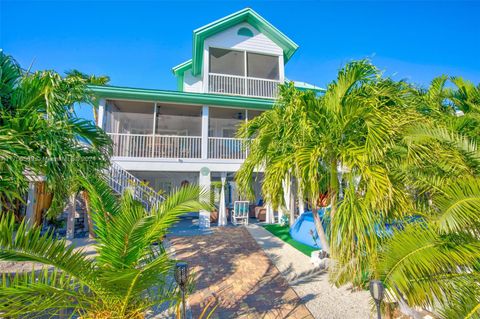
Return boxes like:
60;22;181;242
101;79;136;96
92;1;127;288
237;27;254;37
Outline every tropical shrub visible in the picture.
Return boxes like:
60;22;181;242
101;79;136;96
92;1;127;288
0;179;210;318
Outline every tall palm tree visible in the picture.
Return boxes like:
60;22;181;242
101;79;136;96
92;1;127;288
0;51;111;216
0;178;211;318
237;83;314;225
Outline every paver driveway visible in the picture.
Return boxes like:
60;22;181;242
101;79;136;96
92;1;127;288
169;227;313;319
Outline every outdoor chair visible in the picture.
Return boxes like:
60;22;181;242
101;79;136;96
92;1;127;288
231;201;250;225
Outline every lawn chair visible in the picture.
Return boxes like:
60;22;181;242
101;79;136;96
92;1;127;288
231;201;249;225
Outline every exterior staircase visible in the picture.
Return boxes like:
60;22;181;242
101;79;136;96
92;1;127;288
107;162;165;211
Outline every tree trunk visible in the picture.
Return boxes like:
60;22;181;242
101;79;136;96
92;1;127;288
66;193;76;240
312;205;330;254
329;161;339;218
82;191;95;238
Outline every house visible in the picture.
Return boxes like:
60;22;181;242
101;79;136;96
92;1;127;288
90;8;322;217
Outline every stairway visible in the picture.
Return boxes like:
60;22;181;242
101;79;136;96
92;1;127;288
107;162;165;211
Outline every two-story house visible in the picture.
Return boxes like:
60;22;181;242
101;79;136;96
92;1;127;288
90;8;322;211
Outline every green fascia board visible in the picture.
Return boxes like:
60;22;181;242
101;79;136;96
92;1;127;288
88;85;275;110
191;8;298;76
172;59;192;75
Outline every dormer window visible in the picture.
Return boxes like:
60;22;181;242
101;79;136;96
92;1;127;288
247;52;279;80
208;47;280;98
209;48;245;76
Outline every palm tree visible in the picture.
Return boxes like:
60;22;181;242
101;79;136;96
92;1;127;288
237;83;313;225
378;177;480;319
0;178;211;318
0;51;111;217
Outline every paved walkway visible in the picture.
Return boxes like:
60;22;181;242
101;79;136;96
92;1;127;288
246;224;371;319
168;227;313;319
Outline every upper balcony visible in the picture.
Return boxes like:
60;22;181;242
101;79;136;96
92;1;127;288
206;48;282;99
103;100;262;161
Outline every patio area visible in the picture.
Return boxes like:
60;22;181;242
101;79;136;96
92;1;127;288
168;226;313;319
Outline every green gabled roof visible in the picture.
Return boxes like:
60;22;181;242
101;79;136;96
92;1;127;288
88;85;275;110
176;8;298;77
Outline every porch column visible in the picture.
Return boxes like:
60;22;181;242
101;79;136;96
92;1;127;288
198;167;211;229
25;182;36;227
97;98;106;129
201;106;209;159
218;172;227;226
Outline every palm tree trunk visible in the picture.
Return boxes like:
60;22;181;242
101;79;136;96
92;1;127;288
329;161;339;218
82;191;95;238
312;204;330;254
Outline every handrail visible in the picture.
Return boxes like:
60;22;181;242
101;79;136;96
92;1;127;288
208;72;280;83
107;161;165;211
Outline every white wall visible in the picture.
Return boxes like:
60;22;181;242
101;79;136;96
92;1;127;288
132;171;198;193
204;22;283;56
183;71;203;93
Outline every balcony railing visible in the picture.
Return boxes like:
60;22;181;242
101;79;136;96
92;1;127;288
208;137;246;160
208;73;279;98
108;133;201;158
108;133;247;160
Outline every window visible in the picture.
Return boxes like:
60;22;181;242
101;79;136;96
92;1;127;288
247;52;279;80
237;27;254;37
209;48;245;76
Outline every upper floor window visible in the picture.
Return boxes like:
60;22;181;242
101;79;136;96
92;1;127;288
247;52;279;80
209;47;279;80
209;48;244;76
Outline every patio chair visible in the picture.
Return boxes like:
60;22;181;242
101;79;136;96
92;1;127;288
231;201;250;225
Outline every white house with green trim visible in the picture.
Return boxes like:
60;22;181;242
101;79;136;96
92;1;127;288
90;8;321;210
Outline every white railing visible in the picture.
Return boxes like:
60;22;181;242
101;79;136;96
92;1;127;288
208;73;279;98
108;133;201;159
154;135;201;159
208;137;246;160
107;162;165;211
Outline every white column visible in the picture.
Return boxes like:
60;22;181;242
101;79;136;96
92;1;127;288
218;172;227;226
279;55;285;84
201;106;209;159
198;167;211;229
25;182;36;227
152;102;157;157
97;98;106;129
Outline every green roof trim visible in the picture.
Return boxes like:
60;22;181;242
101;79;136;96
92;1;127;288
190;8;298;76
88;85;275;110
172;59;192;75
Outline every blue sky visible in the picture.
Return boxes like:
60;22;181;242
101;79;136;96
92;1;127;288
1;1;479;122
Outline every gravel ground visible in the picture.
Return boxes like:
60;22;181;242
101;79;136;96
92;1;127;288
246;224;372;319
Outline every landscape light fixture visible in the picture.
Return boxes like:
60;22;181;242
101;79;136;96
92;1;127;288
174;262;189;319
369;280;385;319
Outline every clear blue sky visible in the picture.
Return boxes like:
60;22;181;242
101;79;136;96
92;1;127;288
1;1;479;122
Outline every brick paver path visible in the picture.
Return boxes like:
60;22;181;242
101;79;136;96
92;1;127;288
169;227;314;319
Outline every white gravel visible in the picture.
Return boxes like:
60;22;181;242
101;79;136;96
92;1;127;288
246;224;372;319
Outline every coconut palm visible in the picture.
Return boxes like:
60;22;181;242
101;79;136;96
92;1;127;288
0;51;111;216
0;178;210;318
